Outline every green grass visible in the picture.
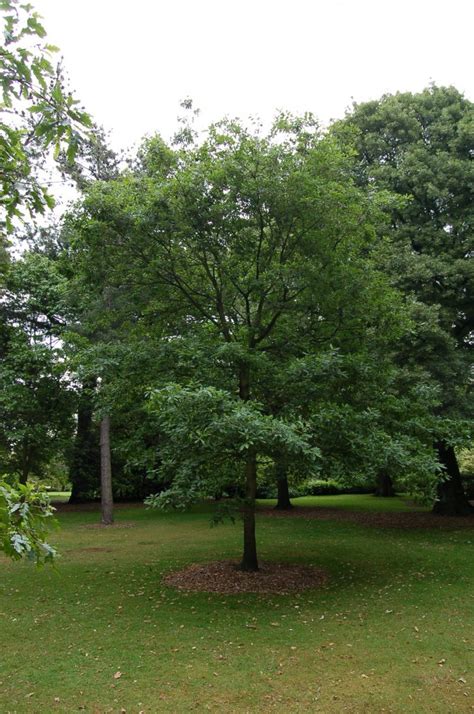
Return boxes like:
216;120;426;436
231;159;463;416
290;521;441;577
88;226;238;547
260;492;428;512
1;495;473;713
47;491;71;503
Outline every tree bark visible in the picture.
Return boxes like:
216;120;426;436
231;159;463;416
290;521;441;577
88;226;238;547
274;461;293;509
100;415;114;525
69;378;100;503
433;441;473;516
374;471;395;497
239;363;259;571
19;461;29;485
18;438;30;484
240;452;259;571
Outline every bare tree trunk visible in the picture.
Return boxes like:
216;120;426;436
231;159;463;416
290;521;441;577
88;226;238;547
239;363;259;571
274;461;293;509
433;441;473;516
374;471;395;497
100;415;114;525
241;452;259;571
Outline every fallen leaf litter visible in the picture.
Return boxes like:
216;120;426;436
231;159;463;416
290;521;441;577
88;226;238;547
163;560;328;594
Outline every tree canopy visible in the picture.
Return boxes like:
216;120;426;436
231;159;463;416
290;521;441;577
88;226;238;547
0;0;90;238
0;0;90;561
336;85;473;513
64;113;435;568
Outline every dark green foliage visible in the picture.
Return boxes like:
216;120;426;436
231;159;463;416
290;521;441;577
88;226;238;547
68;114;405;565
144;385;319;512
337;86;473;511
0;254;74;482
68;379;100;502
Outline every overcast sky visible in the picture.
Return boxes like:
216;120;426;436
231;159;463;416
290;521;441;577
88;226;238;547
33;0;473;153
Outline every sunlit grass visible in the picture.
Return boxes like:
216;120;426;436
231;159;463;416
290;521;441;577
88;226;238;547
260;492;428;512
47;491;71;503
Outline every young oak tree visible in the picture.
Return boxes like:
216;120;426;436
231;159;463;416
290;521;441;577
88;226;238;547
68;113;399;570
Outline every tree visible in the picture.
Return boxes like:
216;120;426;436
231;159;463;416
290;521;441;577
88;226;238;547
68;114;400;570
0;0;90;559
68;377;100;502
0;252;74;483
99;413;113;524
50;125;121;508
0;0;90;240
337;86;473;514
258;337;443;505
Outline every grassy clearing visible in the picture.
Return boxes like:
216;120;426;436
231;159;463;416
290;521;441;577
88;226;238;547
260;492;428;512
0;495;473;713
47;491;72;504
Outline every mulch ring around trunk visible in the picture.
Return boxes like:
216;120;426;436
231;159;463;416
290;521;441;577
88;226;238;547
163;560;328;594
261;506;474;529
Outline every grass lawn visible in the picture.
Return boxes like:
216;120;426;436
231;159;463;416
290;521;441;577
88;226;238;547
0;495;473;713
260;492;429;512
47;491;72;504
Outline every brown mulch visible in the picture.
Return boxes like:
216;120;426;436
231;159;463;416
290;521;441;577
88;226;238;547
163;560;328;594
261;506;474;529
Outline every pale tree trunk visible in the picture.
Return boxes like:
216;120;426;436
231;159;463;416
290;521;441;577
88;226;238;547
100;415;114;525
239;363;259;571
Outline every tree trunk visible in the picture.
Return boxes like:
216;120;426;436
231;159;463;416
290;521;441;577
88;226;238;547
69;378;100;503
239;363;259;571
19;460;29;485
240;452;259;571
274;461;293;509
374;471;395;497
19;439;30;484
100;415;114;525
433;441;473;516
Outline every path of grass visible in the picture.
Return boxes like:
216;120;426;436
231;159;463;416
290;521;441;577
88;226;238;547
1;495;473;713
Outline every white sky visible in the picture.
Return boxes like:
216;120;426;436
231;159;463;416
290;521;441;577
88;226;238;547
33;0;473;154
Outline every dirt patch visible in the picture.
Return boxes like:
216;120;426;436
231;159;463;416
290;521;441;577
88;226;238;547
261;506;474;529
163;560;328;594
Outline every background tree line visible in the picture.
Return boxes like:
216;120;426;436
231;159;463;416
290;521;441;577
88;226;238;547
1;4;472;567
